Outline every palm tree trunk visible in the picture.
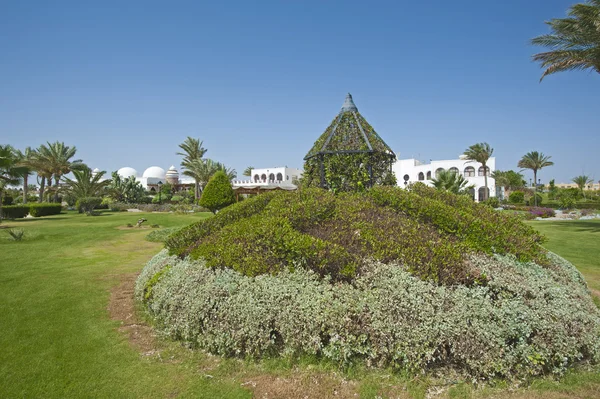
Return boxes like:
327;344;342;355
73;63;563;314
54;176;60;203
195;180;200;200
0;190;4;224
533;170;538;207
23;174;28;204
39;176;46;203
483;163;489;201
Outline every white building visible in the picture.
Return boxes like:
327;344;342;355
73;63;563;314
232;167;302;189
392;156;497;201
115;166;195;191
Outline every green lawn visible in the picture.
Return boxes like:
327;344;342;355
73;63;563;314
1;212;599;398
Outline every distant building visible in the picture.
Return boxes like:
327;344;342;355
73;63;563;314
392;156;497;201
111;166;195;191
555;182;600;191
232;166;302;189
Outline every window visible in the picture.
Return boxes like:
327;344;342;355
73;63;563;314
276;173;283;181
435;168;445;178
478;187;490;201
403;174;410;182
261;174;267;182
426;171;432;180
269;173;275;181
464;166;475;177
449;167;459;175
478;166;490;176
254;174;260;183
418;172;425;181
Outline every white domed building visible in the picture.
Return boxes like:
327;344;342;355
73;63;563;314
117;167;138;179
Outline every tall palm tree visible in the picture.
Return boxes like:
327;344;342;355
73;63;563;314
572;175;593;198
62;168;110;199
517;151;554;207
0;145;27;222
177;137;207;199
531;0;600;81
37;142;86;202
463;142;494;201
431;169;474;195
15;147;36;204
182;158;235;197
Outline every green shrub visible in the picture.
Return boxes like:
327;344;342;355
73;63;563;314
137;250;600;379
170;195;184;203
75;197;102;215
509;191;525;204
28;203;62;217
199;171;235;214
1;205;30;219
6;228;24;241
525;193;543;206
481;197;500;208
146;227;181;243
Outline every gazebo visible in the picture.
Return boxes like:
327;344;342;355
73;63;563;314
303;93;396;191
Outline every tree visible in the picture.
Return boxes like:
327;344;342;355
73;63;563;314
61;168;109;199
491;170;525;197
243;166;253;177
431;169;474;195
572;175;593;198
177;137;207;199
107;172;146;203
37;141;86;203
182;158;234;196
531;0;600;81
463;142;493;201
517;151;554;207
0;145;27;223
199;171;235;214
15;147;36;204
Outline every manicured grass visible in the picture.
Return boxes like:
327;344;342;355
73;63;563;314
528;219;600;293
1;211;599;398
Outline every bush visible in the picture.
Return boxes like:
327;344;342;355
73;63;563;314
137;250;600;379
481;197;500;208
2;195;14;206
529;207;556;218
75;197;103;215
525;193;543;206
146;227;181;243
199;171;235;214
170;195;184;203
509;191;525;204
1;205;30;219
28;203;62;217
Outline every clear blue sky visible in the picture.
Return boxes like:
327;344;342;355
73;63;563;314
1;0;598;184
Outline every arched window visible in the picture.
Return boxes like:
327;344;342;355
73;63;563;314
449;167;459;175
254;174;260;183
269;173;275;182
478;166;490;176
478;187;490;201
435;168;445;178
276;173;283;181
261;174;267;182
418;172;425;181
469;188;475;201
426;171;432;180
464;166;475;177
403;174;410;182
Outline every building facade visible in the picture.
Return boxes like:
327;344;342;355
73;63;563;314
232;167;302;188
392;156;497;201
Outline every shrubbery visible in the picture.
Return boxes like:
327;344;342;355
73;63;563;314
137;250;600;379
199;171;235;214
75;197;102;215
2;203;62;218
509;191;525;204
1;205;30;219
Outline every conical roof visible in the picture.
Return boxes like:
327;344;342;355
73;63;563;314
304;93;395;160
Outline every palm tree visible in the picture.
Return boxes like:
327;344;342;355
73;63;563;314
491;170;526;198
431;169;474;195
15;147;36;204
37;142;86;202
177;137;207;199
572;175;593;198
182;158;235;196
517;151;554;207
463;142;494;201
61;168;109;199
243;166;254;177
0;145;27;222
531;0;600;81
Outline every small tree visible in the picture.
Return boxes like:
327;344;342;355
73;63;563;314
431;169;474;195
199;171;235;214
572;175;593;198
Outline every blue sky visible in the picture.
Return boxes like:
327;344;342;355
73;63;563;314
1;0;598;183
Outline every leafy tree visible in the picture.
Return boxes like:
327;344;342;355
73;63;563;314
491;170;525;197
107;172;146;203
182;158;235;197
243;166;253;177
531;0;600;81
572;175;593;198
37;141;86;202
199;171;235;214
61;168;109;199
548;179;559;200
430;169;474;195
177;137;207;199
0;145;27;223
463;142;493;201
517;151;554;207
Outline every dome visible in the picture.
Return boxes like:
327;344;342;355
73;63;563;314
92;168;101;173
142;166;166;179
117;167;138;178
166;165;179;176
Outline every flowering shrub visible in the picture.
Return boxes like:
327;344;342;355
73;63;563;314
529;207;556;218
137;250;600;379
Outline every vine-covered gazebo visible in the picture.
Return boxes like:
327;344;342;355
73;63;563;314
303;93;396;191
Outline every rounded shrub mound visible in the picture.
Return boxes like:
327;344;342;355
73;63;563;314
139;185;600;379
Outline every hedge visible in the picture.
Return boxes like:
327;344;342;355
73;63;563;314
1;203;62;219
